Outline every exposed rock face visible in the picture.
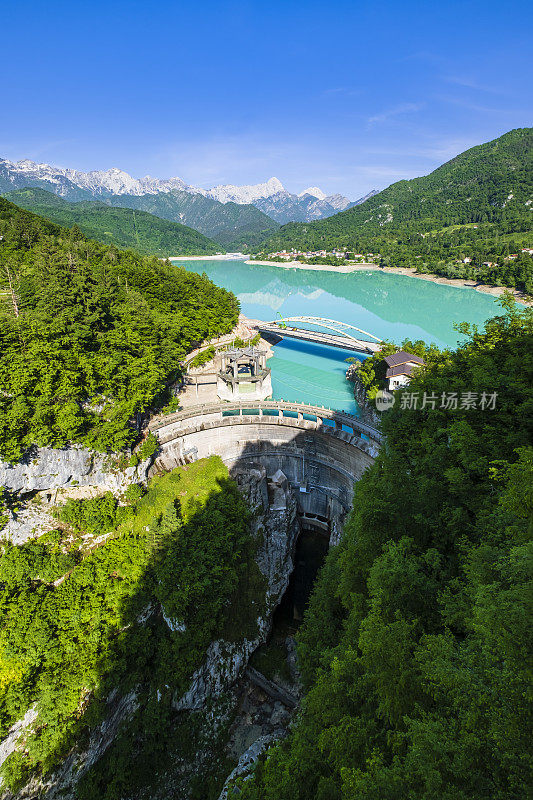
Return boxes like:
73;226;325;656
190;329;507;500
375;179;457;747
0;692;140;800
217;731;287;800
1;505;57;546
0;706;38;777
0;446;152;547
162;610;187;633
174;466;299;712
0;446;150;495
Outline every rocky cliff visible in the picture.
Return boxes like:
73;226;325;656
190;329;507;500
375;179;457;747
174;465;299;711
0;464;300;800
0;445;151;546
0;445;149;495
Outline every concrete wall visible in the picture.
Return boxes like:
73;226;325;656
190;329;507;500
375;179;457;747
152;415;376;536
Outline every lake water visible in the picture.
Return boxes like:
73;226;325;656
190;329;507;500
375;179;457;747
174;259;500;413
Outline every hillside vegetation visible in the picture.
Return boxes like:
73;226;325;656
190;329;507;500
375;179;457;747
107;189;280;251
3;188;221;256
0;457;264;798
238;299;533;800
259;128;533;292
0;198;238;461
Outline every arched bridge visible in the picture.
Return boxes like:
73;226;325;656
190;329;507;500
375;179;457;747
252;316;383;354
149;401;381;536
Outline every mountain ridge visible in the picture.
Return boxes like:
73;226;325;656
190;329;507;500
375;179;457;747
3;187;222;256
104;190;280;251
256;128;533;292
0;158;371;225
260;129;532;245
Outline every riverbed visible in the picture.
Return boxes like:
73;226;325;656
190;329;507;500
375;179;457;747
173;259;500;413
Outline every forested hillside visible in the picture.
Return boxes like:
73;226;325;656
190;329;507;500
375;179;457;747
0;198;239;461
106;189;280;251
238;299;533;800
259;128;533;292
3;188;221;256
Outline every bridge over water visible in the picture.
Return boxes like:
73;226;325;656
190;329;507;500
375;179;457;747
250;316;383;355
150;400;381;539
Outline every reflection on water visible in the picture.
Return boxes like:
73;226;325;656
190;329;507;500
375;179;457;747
175;259;500;411
178;259;499;348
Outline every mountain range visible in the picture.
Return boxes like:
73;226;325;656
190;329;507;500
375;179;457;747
0;159;371;244
3;187;221;256
255;188;377;223
2;131;530;268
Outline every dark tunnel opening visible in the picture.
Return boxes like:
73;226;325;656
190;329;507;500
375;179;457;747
274;522;330;627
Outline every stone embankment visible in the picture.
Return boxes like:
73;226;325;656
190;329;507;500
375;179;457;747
182;317;256;368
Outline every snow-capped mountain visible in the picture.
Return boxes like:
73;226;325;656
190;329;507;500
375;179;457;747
70;168;190;197
255;190;353;224
0;159;196;199
205;177;285;205
0;157;376;224
298;186;327;201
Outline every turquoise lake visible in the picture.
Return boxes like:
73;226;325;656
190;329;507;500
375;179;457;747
174;259;500;413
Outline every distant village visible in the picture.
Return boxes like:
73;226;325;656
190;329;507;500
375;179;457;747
261;249;379;262
475;247;533;268
262;246;533;268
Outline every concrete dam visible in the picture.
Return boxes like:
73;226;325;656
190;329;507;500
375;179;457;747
149;400;380;542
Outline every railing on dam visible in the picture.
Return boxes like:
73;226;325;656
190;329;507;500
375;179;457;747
148;400;382;445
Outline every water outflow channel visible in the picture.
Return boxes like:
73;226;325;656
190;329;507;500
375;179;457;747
276;526;330;625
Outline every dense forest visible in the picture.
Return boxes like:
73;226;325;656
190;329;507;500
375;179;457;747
106;189;280;251
258;128;533;293
0;198;239;461
3;188;221;257
236;298;533;799
0;457;265;798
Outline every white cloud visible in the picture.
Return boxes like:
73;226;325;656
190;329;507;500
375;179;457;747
367;103;423;125
441;75;507;95
322;86;362;98
435;94;516;115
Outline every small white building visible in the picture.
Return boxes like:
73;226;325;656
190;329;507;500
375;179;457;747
384;351;426;391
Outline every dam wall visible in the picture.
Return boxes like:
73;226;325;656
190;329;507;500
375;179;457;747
150;402;379;537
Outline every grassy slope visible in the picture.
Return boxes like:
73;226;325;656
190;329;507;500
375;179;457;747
3;187;221;256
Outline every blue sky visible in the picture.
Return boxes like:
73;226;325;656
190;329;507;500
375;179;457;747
2;0;532;198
